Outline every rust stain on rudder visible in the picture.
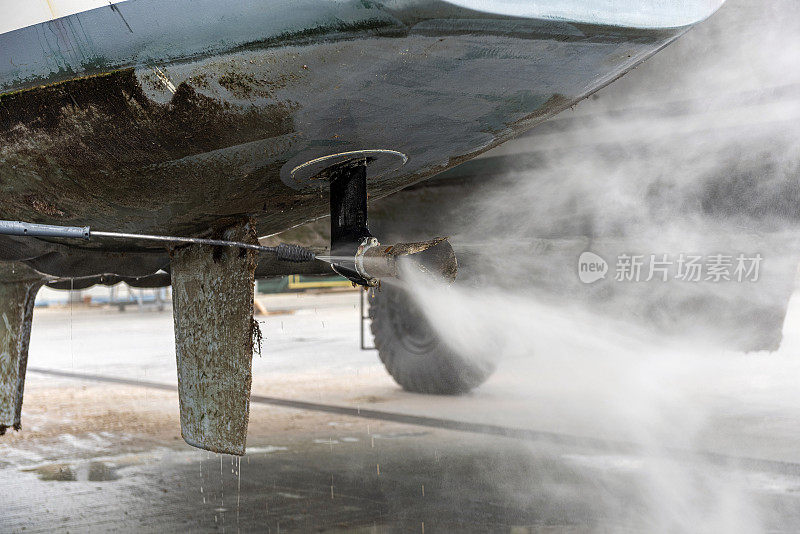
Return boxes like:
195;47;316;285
170;219;258;455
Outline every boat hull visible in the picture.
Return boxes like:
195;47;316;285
0;0;711;276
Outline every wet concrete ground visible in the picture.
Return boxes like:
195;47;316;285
3;291;800;532
0;425;652;533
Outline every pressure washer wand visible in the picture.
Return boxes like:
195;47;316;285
0;220;317;263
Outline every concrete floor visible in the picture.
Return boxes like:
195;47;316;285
2;290;800;532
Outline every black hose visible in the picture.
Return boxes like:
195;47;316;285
274;243;317;263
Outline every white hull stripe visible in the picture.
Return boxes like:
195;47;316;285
1;0;128;35
2;0;726;36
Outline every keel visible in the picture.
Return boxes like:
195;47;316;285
0;264;44;434
171;221;258;455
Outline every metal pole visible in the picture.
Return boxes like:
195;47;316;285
0;220;316;262
360;288;375;351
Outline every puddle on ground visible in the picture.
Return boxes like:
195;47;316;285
25;461;120;482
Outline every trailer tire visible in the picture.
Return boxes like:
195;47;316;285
369;286;494;395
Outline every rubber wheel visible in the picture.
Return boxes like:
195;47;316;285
369;286;495;394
